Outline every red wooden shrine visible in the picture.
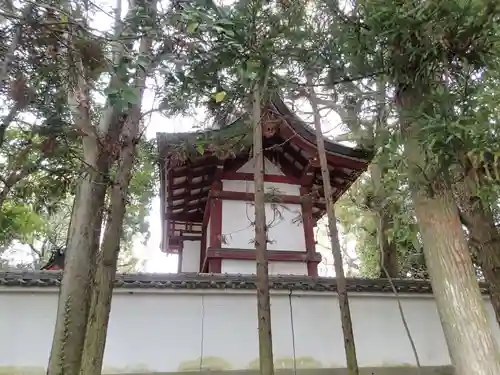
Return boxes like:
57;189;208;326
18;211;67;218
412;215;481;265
157;97;373;275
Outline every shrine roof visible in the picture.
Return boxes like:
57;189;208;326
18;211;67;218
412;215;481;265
157;96;373;164
0;271;490;295
157;97;374;245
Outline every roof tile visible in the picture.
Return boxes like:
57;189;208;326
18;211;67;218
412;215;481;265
0;271;490;295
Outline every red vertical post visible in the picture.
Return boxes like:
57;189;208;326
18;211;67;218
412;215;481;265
208;180;223;273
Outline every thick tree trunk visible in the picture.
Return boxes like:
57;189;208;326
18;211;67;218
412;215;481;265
79;115;139;375
455;173;500;326
252;85;274;375
307;74;359;375
398;87;500;375
47;69;121;375
48;1;148;373
46;152;109;375
79;15;153;370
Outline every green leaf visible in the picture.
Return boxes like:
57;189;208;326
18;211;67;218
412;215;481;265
213;25;234;37
187;22;199;33
246;59;261;72
412;235;421;251
196;143;205;155
213;91;227;103
137;55;150;71
104;86;120;97
123;88;140;105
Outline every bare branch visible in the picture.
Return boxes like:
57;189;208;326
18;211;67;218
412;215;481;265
28;244;42;258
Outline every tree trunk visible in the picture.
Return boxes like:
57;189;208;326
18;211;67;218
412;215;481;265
79;14;154;370
307;73;359;375
376;212;399;278
455;172;500;326
80;114;139;375
474;218;500;327
46;152;110;375
398;87;500;375
252;84;274;375
47;66;121;375
47;1;151;373
369;162;399;278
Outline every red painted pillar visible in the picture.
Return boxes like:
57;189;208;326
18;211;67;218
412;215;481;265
208;180;223;273
200;227;207;272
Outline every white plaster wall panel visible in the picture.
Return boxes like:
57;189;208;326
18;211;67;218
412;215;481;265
181;240;201;272
288;294;500;368
221;260;308;275
222;259;256;274
221;200;305;251
269;295;295;363
347;296;449;366
0;292;55;367
270;261;307;275
395;298;450;365
201;294;258;369
0;291;203;373
223;180;301;196
288;294;346;367
237;157;285;176
200;294;293;369
1;288;499;371
104;293;203;372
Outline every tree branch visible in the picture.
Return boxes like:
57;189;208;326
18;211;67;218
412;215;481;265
0;103;21;148
0;4;34;90
28;244;42;258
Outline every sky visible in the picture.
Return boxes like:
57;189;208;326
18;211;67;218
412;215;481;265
139;115;195;273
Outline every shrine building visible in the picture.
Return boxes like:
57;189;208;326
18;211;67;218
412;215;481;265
156;96;372;276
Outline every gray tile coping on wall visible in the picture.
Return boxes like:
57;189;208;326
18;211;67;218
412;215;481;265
0;271;490;294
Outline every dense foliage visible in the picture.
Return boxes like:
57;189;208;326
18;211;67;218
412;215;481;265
0;3;159;271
